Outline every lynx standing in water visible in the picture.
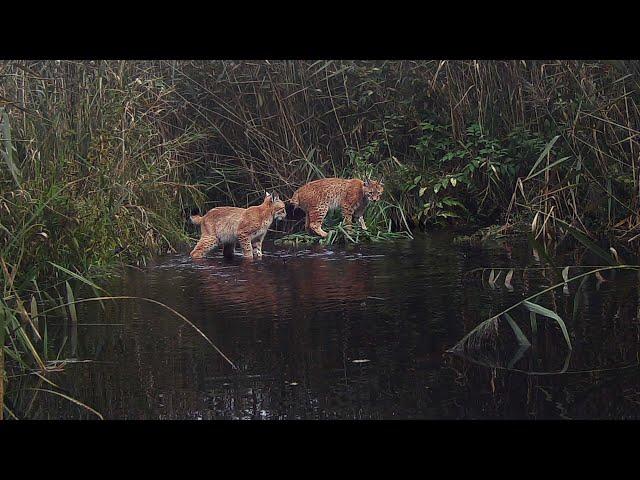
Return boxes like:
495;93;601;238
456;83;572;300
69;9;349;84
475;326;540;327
190;192;286;260
290;178;384;237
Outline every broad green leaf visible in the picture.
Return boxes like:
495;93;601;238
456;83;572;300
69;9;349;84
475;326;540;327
504;269;514;290
565;226;615;266
29;295;41;341
525;135;560;180
524;156;570;182
1;108;22;188
530;311;538;336
562;266;570;283
49;262;109;295
572;275;589;323
522;300;571;350
66;281;78;325
503;312;531;347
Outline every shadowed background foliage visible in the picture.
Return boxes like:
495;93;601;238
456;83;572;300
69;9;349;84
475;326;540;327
3;60;640;276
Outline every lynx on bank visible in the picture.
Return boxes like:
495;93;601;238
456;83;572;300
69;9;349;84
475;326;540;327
190;192;286;260
290;178;384;237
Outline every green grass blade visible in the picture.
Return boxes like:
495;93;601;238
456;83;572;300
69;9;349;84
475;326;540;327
524;156;570;182
572;275;590;323
525;135;559;180
27;388;103;420
565;226;615;266
0;108;21;188
65;281;78;326
49;262;110;295
530;311;538;336
0;305;6;348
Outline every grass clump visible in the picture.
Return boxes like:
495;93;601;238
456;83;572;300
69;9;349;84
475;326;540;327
275;225;411;247
276;205;413;246
0;61;209;418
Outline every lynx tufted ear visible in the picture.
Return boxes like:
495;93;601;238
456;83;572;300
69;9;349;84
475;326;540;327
379;177;384;186
273;193;280;202
363;178;371;187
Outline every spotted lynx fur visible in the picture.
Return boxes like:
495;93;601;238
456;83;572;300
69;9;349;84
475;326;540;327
290;178;384;237
190;192;286;260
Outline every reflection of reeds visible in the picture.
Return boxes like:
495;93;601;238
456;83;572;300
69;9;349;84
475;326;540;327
451;265;640;358
1;260;235;418
44;296;238;371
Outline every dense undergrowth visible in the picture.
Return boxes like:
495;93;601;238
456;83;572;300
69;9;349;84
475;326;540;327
2;60;640;418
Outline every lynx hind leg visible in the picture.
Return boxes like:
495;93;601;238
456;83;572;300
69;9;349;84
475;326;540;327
190;234;219;259
222;242;235;259
308;204;329;238
251;239;260;257
252;235;265;258
354;206;367;230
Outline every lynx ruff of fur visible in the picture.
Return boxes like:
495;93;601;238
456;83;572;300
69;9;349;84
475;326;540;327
290;178;384;238
190;192;286;259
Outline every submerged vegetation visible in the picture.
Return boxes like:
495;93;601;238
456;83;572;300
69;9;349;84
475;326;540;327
2;60;640;418
275;226;412;247
276;208;413;246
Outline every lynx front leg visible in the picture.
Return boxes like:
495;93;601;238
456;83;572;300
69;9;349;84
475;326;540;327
341;204;355;232
308;205;329;238
252;234;266;258
222;242;235;259
354;206;367;230
190;235;218;259
238;235;254;260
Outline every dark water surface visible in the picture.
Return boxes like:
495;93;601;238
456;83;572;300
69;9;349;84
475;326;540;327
11;233;640;419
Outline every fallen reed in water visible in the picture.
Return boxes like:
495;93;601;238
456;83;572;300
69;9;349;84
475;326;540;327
1;268;237;419
449;264;640;369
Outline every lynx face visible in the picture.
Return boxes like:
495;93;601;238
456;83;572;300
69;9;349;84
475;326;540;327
270;193;287;221
363;179;384;202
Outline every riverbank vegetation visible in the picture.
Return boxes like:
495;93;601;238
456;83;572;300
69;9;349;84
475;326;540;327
2;60;640;417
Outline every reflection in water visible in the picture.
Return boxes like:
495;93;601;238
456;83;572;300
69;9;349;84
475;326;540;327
8;233;640;419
